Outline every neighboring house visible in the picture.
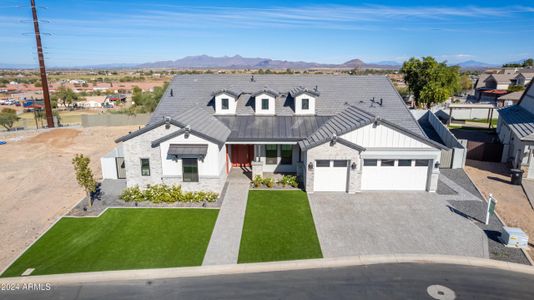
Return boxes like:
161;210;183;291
105;75;446;194
514;72;534;86
497;82;534;178
484;74;516;90
498;91;523;108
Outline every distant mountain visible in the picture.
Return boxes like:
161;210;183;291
0;63;37;69
135;55;399;70
454;60;498;69
0;55;403;70
368;61;402;67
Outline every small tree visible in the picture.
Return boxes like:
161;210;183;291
0;108;20;130
72;154;97;207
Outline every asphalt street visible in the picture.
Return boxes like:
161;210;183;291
1;263;534;299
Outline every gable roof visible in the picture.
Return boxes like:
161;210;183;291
150;75;425;137
498;104;534;141
485;74;516;84
212;89;240;98
251;87;279;98
475;74;490;89
289;86;320;98
116;106;231;145
498;91;523;101
299;105;446;151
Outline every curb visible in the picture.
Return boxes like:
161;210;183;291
0;255;533;286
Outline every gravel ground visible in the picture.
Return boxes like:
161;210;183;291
441;169;530;265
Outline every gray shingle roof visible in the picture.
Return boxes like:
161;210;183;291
216;115;330;141
498;91;523;101
150;74;425;137
498;104;534;140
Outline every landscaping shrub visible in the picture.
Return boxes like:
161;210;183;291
277;175;299;188
263;177;275;188
119;185;218;203
252;175;263;188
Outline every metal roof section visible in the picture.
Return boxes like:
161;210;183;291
251;87;279;98
150;75;425;136
498;104;534;141
216;115;330;142
289;86;320;98
167;144;208;159
211;89;240;98
299;105;376;150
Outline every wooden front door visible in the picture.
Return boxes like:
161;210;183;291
231;145;254;167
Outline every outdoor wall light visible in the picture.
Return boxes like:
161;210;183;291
351;162;357;170
434;161;440;168
308;162;314;170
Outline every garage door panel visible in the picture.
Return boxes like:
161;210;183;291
314;160;348;192
361;159;428;191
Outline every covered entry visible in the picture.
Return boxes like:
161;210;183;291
361;159;429;191
230;144;254;167
313;160;349;192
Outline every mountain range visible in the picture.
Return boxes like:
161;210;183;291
0;55;509;70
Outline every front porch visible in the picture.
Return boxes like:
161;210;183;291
226;143;304;180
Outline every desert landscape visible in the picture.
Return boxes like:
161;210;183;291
0;126;136;271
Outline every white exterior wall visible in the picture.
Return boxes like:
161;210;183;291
159;134;223;177
341;123;432;149
101;157;118;179
254;93;276;115
214;93;237;115
497;83;510;90
295;94;316;115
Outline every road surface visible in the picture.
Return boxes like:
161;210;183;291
1;263;533;299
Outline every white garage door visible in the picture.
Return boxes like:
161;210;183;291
314;160;349;192
361;159;429;191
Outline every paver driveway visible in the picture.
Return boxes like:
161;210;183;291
308;192;489;258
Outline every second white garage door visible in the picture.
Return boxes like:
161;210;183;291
361;159;429;191
314;160;349;192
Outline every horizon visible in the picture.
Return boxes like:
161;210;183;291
1;0;533;67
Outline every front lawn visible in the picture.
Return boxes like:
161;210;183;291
1;208;218;277
238;190;323;263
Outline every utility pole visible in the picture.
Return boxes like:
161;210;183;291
31;0;54;128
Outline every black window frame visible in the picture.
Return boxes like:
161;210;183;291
333;160;348;167
280;145;293;165
363;159;378;166
221;98;229;110
182;158;199;182
301;98;310;110
265;144;278;165
140;158;150;176
316;160;330;167
398;159;412;167
415;159;429;167
261;98;269;110
381;159;395;167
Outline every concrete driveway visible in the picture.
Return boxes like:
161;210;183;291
308;192;488;258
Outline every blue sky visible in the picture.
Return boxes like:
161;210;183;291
1;0;533;67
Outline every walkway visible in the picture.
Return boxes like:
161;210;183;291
202;169;250;265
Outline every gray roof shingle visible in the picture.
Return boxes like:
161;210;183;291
498;104;534;140
150;74;425;138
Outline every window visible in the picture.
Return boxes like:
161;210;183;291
280;145;292;165
381;159;395;167
398;159;412;167
221;98;229;110
182;158;199;182
333;160;348;167
261;98;269;110
302;98;310;110
316;160;330;167
415;159;429;167
364;159;378;166
265;145;277;165
140;158;150;176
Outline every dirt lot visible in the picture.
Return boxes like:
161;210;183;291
0;126;136;272
464;160;534;261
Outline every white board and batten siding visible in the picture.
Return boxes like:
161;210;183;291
340;123;432;149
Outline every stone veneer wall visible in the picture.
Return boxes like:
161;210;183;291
304;141;361;193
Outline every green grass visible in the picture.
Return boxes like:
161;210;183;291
1;208;218;277
468;118;499;126
238;190;323;263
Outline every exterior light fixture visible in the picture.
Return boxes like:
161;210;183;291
434;161;440;169
351;162;357;170
308;162;314;170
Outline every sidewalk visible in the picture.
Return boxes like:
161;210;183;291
521;179;534;210
202;171;250;265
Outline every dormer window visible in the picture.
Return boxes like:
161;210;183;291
213;89;238;115
221;98;229;110
302;98;310;110
261;98;269;110
290;87;319;115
